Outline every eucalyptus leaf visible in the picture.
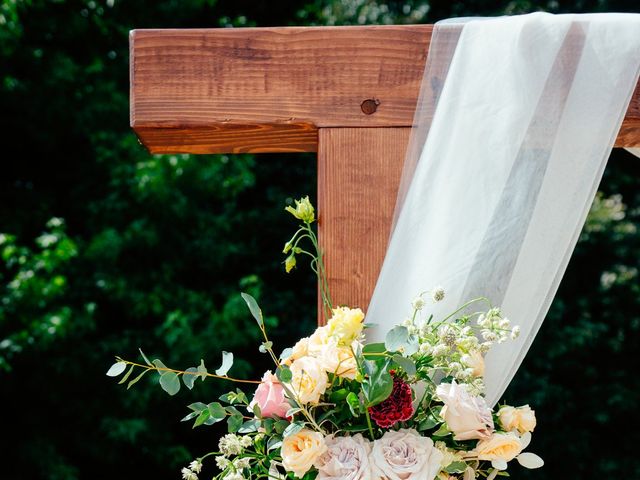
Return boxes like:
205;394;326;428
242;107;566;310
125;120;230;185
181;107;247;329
106;362;127;377
385;326;409;352
188;402;208;413
267;438;282;452
181;411;198;422
127;369;149;389
182;367;198;389
197;359;208;380
215;351;234;376
240;292;263;327
227;413;243;432
276;365;292;383
239;419;260;433
283;422;305;438
392;354;416;376
159;372;181;396
193;410;210;428
117;364;135;384
404;334;420;356
139;348;153;366
362;358;393;407
445;462;467;474
362;343;387;358
208;402;227;420
152;359;167;370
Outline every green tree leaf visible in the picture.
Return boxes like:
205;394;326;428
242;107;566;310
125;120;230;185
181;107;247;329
215;351;234;376
385;326;409;352
182;367;198;389
106;362;127;377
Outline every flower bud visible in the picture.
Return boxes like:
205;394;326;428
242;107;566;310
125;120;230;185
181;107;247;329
285;196;315;223
285;254;296;273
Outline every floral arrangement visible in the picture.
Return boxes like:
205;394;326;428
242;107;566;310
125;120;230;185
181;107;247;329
108;196;543;480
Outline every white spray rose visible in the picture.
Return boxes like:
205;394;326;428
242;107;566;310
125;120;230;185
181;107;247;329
314;434;372;480
318;341;358;379
498;405;536;433
371;429;443;480
460;350;485;378
474;432;523;470
436;381;494;441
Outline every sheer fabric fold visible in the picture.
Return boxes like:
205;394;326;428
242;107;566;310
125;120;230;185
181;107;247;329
366;13;640;406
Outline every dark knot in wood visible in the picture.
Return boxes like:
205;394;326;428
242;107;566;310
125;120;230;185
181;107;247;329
361;98;380;115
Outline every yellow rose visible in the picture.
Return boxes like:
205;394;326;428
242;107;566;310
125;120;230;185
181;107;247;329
281;429;326;478
318;342;358;379
475;432;523;463
498;405;536;433
461;350;485;378
288;356;328;404
327;307;365;345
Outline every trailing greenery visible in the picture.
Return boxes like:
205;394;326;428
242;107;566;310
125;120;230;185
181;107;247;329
0;1;638;479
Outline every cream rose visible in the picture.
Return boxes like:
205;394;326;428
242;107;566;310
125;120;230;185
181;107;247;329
460;350;485;378
371;429;443;480
284;337;310;366
318;342;358;379
288;356;328;404
474;432;523;469
498;405;536;433
326;307;364;345
314;434;372;480
436;381;494;441
281;429;327;478
308;325;333;355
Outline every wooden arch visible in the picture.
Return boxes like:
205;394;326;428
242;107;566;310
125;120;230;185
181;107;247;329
129;25;640;315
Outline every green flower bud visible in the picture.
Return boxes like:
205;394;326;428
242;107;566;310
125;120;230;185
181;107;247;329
283;241;293;254
285;254;297;273
285;196;315;223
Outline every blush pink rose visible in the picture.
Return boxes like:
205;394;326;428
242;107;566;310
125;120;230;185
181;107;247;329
250;371;290;418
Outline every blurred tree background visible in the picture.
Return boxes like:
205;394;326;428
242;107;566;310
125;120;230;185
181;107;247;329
1;0;638;479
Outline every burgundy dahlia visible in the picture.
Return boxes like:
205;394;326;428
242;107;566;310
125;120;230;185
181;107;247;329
368;376;414;428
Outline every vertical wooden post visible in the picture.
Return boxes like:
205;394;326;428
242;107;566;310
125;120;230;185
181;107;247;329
317;128;409;320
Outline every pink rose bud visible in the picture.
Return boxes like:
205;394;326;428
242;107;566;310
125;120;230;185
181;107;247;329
250;371;290;419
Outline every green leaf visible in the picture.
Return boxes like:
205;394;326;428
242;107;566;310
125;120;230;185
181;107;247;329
159;372;181;396
445;462;468;474
276;365;292;383
392;354;416;376
267;437;282;452
433;423;451;437
193;410;210;428
239;419;260;433
283;422;305;438
197;359;208;380
106;362;127;377
346;391;361;417
208;402;227;420
183;367;198;389
240;292;263;327
188;402;208;413
259;341;273;353
329;388;349;403
274;419;289;434
385;326;409;352
362;358;393;407
152;359;168;370
404;334;420;356
227;413;243;432
117;364;135;384
127;369;149;389
418;415;439;431
362;343;387;359
139;348;153;366
181;411;198;422
215;351;234;376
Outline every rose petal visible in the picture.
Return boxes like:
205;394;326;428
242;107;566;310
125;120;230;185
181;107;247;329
491;459;508;470
520;431;532;450
517;452;544;469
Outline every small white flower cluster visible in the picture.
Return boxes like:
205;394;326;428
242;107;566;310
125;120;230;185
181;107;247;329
476;308;520;351
180;460;202;480
212;434;255;480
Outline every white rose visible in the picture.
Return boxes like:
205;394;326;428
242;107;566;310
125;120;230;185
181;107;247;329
288;356;328;404
460;350;485;378
436;381;494;441
281;429;327;478
371;429;443;480
498;405;536;433
318;342;358;379
314;434;372;480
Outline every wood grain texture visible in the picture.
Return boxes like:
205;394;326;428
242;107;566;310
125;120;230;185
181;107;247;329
130;25;640;152
317;128;409;319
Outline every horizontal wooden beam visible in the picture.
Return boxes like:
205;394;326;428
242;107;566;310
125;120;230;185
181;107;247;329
130;25;640;153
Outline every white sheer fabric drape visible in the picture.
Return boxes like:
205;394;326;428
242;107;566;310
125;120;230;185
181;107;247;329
366;13;640;406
